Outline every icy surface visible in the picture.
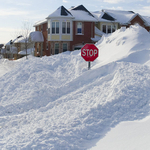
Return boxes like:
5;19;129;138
1;25;150;150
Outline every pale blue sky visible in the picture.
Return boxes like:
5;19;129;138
1;0;150;44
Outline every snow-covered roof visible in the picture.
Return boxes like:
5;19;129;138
92;10;136;24
5;40;12;46
47;6;73;19
93;9;150;26
29;31;44;42
102;9;135;25
95;26;105;36
14;37;28;44
70;5;97;22
34;19;47;27
92;11;116;23
18;48;34;55
143;16;150;26
35;5;97;25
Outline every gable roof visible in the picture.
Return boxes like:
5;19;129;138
102;9;150;26
102;13;115;21
34;19;47;27
102;9;135;25
69;5;97;22
142;16;150;26
92;9;138;25
128;13;148;26
47;6;73;18
71;5;95;18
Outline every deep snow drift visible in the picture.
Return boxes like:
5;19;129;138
1;25;150;150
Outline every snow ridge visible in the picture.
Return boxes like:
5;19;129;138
1;25;150;149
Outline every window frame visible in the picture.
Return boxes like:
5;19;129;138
62;43;68;52
54;43;59;54
77;22;83;35
62;21;70;34
52;21;59;34
102;24;117;34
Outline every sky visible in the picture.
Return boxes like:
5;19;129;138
1;0;150;44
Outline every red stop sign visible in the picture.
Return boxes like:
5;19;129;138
81;44;99;61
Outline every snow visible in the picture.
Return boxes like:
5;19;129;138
47;6;73;18
102;9;135;24
90;116;150;150
18;48;34;55
33;19;47;27
29;31;44;42
70;10;97;22
1;24;150;150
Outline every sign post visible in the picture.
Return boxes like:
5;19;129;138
81;44;99;70
88;61;90;70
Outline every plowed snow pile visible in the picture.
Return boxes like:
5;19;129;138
0;24;150;150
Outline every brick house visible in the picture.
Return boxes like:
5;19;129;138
33;5;97;57
92;10;150;40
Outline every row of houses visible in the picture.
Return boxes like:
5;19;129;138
1;4;150;59
33;5;150;57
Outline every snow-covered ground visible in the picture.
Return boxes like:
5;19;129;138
0;24;150;150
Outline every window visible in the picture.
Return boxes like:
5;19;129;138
52;22;55;34
63;43;67;52
102;25;106;33
52;22;59;34
67;22;70;34
62;22;70;34
62;22;66;34
112;25;116;32
108;25;111;33
56;22;59;34
48;28;50;34
77;22;82;34
102;24;117;34
55;43;59;54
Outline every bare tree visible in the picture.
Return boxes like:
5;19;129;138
20;22;34;59
11;22;34;59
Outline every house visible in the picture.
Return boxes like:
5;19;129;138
92;9;150;39
4;35;35;60
33;5;97;56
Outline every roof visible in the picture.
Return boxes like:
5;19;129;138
29;31;44;42
71;5;94;18
47;6;73;18
34;19;47;27
128;13;149;26
14;37;28;44
95;26;105;36
18;48;34;55
92;10;136;24
69;5;97;22
102;9;136;25
102;13;115;21
143;16;150;26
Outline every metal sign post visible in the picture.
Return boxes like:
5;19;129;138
88;61;91;70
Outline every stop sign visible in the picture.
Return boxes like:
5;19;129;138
81;44;99;61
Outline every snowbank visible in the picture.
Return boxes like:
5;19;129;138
0;25;150;150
